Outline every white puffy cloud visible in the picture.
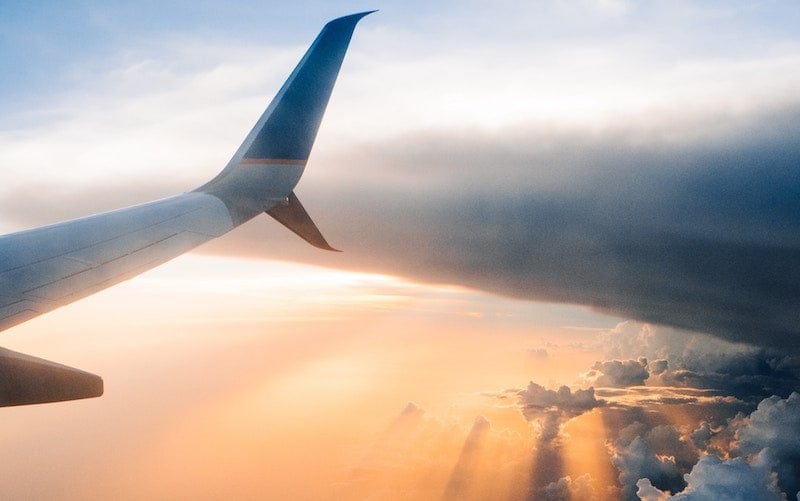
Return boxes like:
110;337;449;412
636;478;670;501
735;392;800;496
643;454;784;501
737;392;800;457
612;436;684;499
612;393;800;500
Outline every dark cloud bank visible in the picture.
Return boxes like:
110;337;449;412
291;105;800;352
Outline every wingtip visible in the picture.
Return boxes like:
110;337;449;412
349;9;379;18
327;10;378;26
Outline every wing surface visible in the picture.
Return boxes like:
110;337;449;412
0;193;233;332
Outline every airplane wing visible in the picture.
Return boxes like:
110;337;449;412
0;11;374;406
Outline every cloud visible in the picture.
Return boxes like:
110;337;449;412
734;392;800;496
540;473;596;500
583;358;649;387
689;422;715;451
612;436;685;499
599;392;800;500
608;420;700;500
552;324;800;500
639;453;785;501
518;382;603;420
597;322;800;403
636;478;670;501
514;381;608;495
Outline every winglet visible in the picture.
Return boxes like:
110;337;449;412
197;11;375;203
235;10;375;163
266;192;340;251
196;12;373;249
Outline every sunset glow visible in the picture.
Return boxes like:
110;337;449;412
2;2;800;500
0;255;617;499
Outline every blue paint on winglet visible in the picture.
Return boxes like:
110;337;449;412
242;11;375;161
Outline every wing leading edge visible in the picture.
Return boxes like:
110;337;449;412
0;11;374;406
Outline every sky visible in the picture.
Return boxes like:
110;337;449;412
1;1;800;499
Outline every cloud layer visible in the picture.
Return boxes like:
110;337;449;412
283;108;800;351
513;321;800;500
